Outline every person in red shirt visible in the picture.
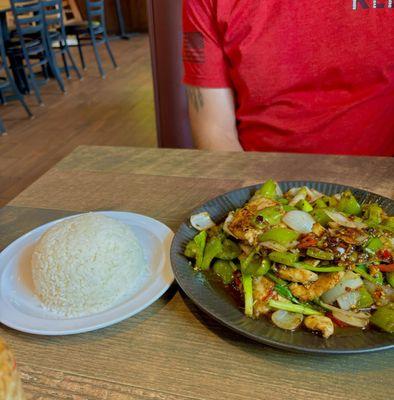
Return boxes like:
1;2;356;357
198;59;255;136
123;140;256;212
182;1;394;155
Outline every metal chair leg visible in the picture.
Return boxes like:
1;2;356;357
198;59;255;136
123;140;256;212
103;35;117;68
25;58;43;104
6;69;33;118
0;116;6;134
60;41;70;79
91;35;105;78
65;44;82;80
76;33;86;70
46;47;66;93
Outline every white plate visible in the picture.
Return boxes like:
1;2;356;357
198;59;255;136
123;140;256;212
0;211;174;335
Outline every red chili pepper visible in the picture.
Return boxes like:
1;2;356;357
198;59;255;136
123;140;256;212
325;312;349;328
376;264;394;272
377;249;392;262
297;234;318;249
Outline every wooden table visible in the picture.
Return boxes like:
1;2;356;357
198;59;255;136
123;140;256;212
0;146;393;399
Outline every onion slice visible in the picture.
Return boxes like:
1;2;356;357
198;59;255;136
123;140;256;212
324;210;366;229
321;271;363;304
282;210;315;234
289;188;307;206
337;291;361;311
320;301;370;328
190;212;215;231
271;310;303;330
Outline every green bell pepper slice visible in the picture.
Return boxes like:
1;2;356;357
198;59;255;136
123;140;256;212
306;247;334;260
357;286;374;308
355;264;384;285
256;179;278;199
260;227;299;245
201;236;222;270
268;251;299;266
184;240;197;258
387;272;394;288
321;195;338;208
213;260;236;284
314;198;327;209
255;206;283;226
296;199;313;213
194;231;207;269
240;251;256;273
337;190;361;216
216;238;241;260
312;208;331;226
245;258;271;276
363;203;383;226
364;237;383;255
369;303;394;333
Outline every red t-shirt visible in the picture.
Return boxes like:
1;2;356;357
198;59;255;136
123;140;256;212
183;1;394;156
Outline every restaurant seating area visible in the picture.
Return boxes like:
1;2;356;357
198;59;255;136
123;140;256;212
0;1;154;208
0;0;118;132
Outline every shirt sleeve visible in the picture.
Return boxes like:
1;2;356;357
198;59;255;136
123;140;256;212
182;0;231;88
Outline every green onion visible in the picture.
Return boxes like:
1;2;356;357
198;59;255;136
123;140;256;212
293;262;344;272
274;284;300;304
242;273;254;317
266;272;287;285
268;300;322;316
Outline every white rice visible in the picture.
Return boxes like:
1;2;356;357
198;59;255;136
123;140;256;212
31;213;147;317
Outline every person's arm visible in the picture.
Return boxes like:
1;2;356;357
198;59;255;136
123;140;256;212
186;85;243;151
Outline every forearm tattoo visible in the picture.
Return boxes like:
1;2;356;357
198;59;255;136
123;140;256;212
186;86;204;112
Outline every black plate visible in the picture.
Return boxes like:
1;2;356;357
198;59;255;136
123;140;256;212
170;181;394;354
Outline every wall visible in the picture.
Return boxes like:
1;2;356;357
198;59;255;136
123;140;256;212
76;0;148;34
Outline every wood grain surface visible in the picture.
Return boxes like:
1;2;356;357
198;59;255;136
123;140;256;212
1;146;393;400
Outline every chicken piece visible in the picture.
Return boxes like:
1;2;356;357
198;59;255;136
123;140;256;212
277;267;318;284
304;315;334;338
289;271;345;302
248;195;278;211
253;276;275;317
228;197;277;244
227;207;258;243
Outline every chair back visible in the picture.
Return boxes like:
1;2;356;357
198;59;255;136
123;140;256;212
10;0;45;42
41;0;65;35
147;0;193;148
85;0;105;29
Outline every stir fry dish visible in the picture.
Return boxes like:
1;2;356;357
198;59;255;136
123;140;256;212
184;180;394;338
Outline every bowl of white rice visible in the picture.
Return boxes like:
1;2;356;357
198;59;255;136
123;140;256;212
31;213;148;317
